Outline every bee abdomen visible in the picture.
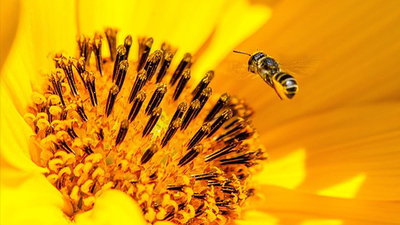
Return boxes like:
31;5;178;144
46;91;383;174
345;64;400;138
273;72;298;99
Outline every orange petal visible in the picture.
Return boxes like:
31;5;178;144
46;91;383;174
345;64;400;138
241;185;400;225
74;190;147;225
256;103;400;200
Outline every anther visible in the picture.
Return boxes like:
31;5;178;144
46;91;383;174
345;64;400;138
123;35;132;60
143;50;163;82
187;123;211;150
49;72;65;106
192;193;207;200
83;145;94;154
216;120;247;141
145;83;167;115
58;140;76;155
140;143;158;164
115;120;129;146
191;172;219;181
105;28;118;62
128;91;146;122
167;184;185;192
60;57;79;96
74;57;86;83
216;200;231;207
156;51;174;83
207;109;233;138
92;35;104;76
205;140;241;162
195;203;205;217
169;102;187;127
173;69;191;101
77;35;92;66
67;126;78;139
161;119;181;147
178;144;202;167
112;45;127;82
192;70;214;100
85;72;98;107
115;60;129;90
204;93;230;122
97;128;104;141
192;87;212;119
170;53;191;86
76;104;88;122
105;85;120;117
219;152;256;167
137;37;153;71
181;99;201;130
128;69;147;103
143;107;162;137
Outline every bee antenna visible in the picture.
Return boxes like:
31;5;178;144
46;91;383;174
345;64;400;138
233;50;251;57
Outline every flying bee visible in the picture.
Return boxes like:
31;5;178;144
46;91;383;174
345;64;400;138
233;50;298;100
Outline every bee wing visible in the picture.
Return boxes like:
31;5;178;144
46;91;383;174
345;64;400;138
219;59;256;81
277;54;320;78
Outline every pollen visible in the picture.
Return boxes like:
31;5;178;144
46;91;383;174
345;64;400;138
24;28;268;224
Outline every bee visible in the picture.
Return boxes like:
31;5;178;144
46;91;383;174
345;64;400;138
233;50;298;100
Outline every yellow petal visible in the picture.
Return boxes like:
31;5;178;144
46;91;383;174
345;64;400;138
1;1;77;114
242;185;400;225
74;190;147;225
0;0;20;69
0;81;47;173
0;167;69;225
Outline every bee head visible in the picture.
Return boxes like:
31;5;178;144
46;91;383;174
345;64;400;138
248;52;267;73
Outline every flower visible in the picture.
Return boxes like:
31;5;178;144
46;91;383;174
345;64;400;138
1;1;400;225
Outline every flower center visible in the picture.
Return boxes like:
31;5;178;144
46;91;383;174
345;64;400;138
24;28;267;224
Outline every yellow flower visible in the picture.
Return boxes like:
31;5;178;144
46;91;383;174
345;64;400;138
1;1;400;225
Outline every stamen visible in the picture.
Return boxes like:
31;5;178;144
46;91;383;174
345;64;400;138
77;35;92;66
58;140;76;155
76;104;88;122
219;152;257;167
187;123;211;150
207;109;233;138
137;37;153;71
170;53;191;86
145;83;167;116
140;143;158;164
115;60;129;90
67;126;78;139
105;85;119;117
112;45;127;82
205;140;241;162
49;71;65;106
169;102;187;126
92;35;104;76
156;51;174;83
180;99;201;130
123;35;132;60
216;119;247;141
115;120;129;146
128;91;146;122
173;69;191;101
143;107;162;137
74;57;86;83
191;172;219;181
178;144;202;167
128;69;147;103
161;119;181;147
143;50;163;82
192;70;214;100
83;145;94;154
60;57;79;96
192;193;207;200
192;87;212;119
105;28;118;62
85;72;97;107
167;184;185;192
204;93;230;122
